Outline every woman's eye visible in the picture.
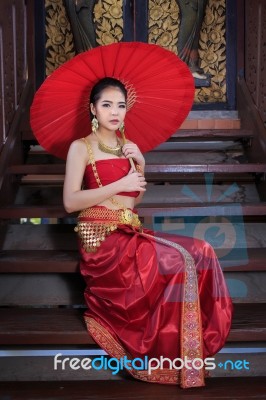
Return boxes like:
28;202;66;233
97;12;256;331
102;103;110;107
119;105;126;109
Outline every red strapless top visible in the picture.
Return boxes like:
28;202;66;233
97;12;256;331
83;158;140;198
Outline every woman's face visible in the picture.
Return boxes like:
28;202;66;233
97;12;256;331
90;86;127;132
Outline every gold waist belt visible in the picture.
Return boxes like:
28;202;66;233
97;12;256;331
75;207;142;253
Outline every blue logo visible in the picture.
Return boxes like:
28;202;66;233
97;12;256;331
218;359;250;370
152;173;248;270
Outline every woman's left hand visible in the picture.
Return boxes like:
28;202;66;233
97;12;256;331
122;142;145;168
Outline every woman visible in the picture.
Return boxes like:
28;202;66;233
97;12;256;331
63;77;233;388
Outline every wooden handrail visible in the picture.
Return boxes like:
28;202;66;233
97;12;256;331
0;80;33;192
0;203;266;219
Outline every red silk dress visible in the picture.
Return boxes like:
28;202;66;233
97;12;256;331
78;157;233;388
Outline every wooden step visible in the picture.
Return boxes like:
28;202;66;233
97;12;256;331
1;203;266;218
8;163;266;176
0;377;265;398
21;175;65;184
1;248;266;273
0;345;265;380
171;128;253;140
0;269;265;305
23;125;249;142
0;250;79;273
28;131;251;151
12;182;261;206
1;272;265;305
25;137;247;157
153;141;243;151
0;304;264;345
2;222;266;250
0;224;77;251
19;173;258;185
145;164;266;174
144;148;247;162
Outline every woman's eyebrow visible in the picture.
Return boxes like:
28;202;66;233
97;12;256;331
101;100;126;104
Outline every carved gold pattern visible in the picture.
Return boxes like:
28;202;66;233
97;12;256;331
45;0;226;103
94;0;123;45
196;0;226;103
45;0;75;76
148;0;226;104
148;0;180;54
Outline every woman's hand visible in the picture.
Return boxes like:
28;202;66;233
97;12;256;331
122;142;145;168
120;167;147;192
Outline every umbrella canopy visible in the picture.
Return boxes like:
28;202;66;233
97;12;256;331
30;41;195;159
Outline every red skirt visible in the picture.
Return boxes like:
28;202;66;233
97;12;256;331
78;207;233;388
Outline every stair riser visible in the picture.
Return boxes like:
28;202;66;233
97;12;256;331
1;205;266;219
12;182;263;206
3;223;266;250
0;272;265;306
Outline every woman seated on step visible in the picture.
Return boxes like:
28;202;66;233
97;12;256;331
63;77;233;389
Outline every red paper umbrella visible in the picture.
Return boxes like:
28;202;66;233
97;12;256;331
30;42;195;159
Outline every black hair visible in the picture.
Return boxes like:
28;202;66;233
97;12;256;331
89;77;127;119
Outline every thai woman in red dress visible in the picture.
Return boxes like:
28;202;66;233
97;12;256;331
63;77;233;389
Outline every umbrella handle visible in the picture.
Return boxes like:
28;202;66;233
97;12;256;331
120;130;136;171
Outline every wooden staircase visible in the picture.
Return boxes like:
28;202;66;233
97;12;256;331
0;0;265;396
1;78;266;393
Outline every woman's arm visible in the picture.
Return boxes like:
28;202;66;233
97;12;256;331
122;141;146;206
63;139;146;213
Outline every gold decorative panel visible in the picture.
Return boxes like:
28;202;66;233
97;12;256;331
45;0;75;76
197;0;226;103
149;0;180;54
94;0;123;46
45;0;226;103
45;0;123;75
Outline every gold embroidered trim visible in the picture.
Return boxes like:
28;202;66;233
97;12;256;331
76;137;142;252
85;232;205;387
80;137;204;386
82;137;125;209
82;137;142;213
85;316;180;384
142;233;205;388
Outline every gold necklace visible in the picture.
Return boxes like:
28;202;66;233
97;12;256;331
94;132;122;157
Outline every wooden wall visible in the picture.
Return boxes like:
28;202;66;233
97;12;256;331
245;0;266;127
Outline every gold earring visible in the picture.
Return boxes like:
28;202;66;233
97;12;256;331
91;115;99;133
119;122;125;135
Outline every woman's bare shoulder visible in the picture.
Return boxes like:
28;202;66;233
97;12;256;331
67;137;89;160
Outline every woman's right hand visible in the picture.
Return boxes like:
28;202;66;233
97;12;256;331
120;167;147;192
